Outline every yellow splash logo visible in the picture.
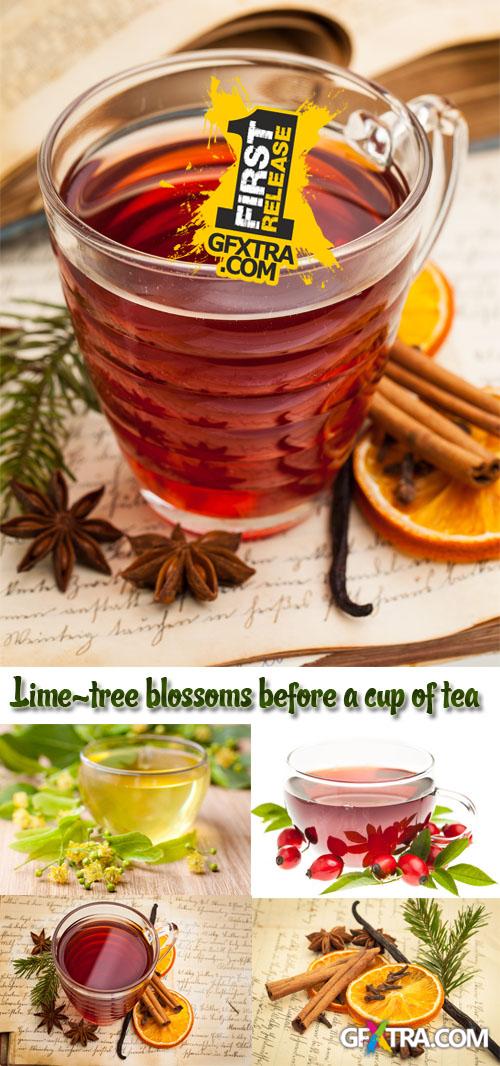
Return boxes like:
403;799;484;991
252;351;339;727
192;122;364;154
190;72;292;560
192;78;339;286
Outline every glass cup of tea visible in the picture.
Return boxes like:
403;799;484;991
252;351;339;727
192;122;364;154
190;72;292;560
39;50;467;537
285;738;475;867
52;900;177;1024
79;733;210;844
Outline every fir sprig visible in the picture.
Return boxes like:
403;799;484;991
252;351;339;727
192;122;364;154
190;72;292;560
402;898;488;995
0;300;99;515
13;950;59;1007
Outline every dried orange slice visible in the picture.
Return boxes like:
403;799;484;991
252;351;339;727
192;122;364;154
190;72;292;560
397;262;454;355
307;950;387;1014
346;963;444;1027
156;938;176;976
133;989;194;1049
354;430;500;562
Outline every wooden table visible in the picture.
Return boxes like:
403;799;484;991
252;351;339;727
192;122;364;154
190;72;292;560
0;767;250;897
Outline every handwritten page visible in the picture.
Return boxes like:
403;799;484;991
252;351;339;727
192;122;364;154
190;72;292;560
252;897;500;1065
1;149;499;666
0;894;251;1065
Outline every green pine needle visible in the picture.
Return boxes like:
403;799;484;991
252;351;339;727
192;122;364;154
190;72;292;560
0;300;99;516
402;898;489;995
13;950;59;1007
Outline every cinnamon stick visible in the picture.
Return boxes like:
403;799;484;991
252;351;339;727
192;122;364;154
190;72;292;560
292;948;380;1033
391;340;500;421
370;392;499;486
386;358;500;438
378;376;496;462
152;974;183;1012
141;987;171;1026
266;955;347;1001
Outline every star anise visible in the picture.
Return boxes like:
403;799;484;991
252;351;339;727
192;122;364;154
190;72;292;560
35;1000;68;1034
0;471;123;592
306;926;354;953
350;927;397;948
65;1018;99;1047
121;525;255;604
30;929;52;955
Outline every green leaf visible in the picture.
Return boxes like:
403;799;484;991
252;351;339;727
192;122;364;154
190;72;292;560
264;814;293;832
432;805;453;820
321;871;377;895
447;864;496;887
5;726;84;768
434;838;470;868
139;832;198;865
431;868;459;896
0;783;37;804
108;832;157;861
0;782;37;818
252;802;292;832
32;792;79;817
0;736;44;775
409;828;431;861
210;753;250;790
252;803;288;819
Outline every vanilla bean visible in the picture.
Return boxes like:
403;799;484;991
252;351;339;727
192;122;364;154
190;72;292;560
329;458;373;617
351;902;500;1062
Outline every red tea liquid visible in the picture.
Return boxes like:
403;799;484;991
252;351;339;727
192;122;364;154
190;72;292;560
56;917;154;1023
58;125;412;529
285;765;434;867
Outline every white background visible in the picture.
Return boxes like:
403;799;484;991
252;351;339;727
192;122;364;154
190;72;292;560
0;664;498;903
250;667;499;900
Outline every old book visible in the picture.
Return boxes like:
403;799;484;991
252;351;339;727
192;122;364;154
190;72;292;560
1;0;499;227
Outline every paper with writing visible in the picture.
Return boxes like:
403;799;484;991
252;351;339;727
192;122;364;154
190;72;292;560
252;897;500;1065
1;150;499;665
0;894;251;1065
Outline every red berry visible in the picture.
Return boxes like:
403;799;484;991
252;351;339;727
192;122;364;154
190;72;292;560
371;854;397;879
398;854;429;885
276;846;301;869
443;823;467;838
426;822;440;836
428;843;442;866
326;835;348;857
277;827;304;849
306;854;344;881
304;826;318;844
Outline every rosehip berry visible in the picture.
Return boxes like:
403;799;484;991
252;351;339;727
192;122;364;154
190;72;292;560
443;823;467;838
306;854;344;881
277;826;304;849
426;822;440;836
428;843;442;867
276;846;301;869
304;826;318;844
371;854;397;879
326;835;348;857
398;854;429;885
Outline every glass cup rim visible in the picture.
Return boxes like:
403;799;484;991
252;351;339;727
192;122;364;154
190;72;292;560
286;738;435;787
51;900;159;996
80;732;208;778
38;47;432;277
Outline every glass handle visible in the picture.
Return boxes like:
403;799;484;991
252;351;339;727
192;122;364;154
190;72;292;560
434;787;476;824
147;921;178;956
407;95;468;274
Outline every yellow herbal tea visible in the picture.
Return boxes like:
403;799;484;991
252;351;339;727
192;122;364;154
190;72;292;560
79;735;210;843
